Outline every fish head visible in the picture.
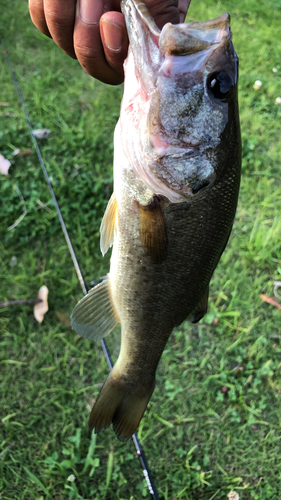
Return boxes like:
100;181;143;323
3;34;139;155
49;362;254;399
120;1;240;202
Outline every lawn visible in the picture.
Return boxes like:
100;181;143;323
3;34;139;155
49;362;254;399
1;0;281;499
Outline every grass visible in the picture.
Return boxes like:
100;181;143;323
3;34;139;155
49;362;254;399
1;0;281;498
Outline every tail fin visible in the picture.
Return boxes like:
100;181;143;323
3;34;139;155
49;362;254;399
89;369;155;441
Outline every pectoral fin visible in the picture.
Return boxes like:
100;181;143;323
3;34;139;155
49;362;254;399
70;275;119;340
190;286;209;323
100;193;118;256
136;196;167;261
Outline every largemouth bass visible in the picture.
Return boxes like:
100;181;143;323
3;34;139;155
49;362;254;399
71;0;241;441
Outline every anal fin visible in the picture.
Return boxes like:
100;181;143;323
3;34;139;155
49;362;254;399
70;275;119;340
136;196;167;261
190;286;209;323
100;193;118;256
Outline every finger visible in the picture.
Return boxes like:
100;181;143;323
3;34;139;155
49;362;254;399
100;12;129;78
74;1;125;85
144;0;191;28
29;0;51;38
43;0;77;58
179;0;191;23
145;0;180;28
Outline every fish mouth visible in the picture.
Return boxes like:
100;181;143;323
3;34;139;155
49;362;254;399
120;0;237;203
121;0;232;82
151;134;201;156
159;14;231;56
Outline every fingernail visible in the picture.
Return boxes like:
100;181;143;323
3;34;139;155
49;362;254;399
101;18;124;51
79;0;103;24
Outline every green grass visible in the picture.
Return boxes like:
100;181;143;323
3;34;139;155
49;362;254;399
1;0;281;499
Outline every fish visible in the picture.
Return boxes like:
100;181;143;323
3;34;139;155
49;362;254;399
71;0;241;441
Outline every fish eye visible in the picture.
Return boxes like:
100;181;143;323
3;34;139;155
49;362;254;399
207;71;234;100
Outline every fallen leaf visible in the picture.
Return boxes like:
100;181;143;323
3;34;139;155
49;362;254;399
32;128;51;139
12;148;33;157
228;492;239;500
79;96;92;110
67;474;76;483
10;256;17;267
7;186;27;231
0;154;11;176
0;102;9;106
253;80;262;90
273;281;281;299
56;310;71;327
34;286;49;323
221;386;229;394
0;111;17;117
259;294;281;310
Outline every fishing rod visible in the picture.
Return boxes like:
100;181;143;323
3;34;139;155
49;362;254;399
0;36;160;500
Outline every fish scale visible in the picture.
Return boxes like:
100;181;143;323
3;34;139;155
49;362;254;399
71;0;241;441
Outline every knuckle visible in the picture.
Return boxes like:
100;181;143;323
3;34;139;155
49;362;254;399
74;43;101;61
46;10;74;31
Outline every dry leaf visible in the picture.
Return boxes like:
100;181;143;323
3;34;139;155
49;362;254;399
221;386;229;394
0;154;11;176
79;96;93;110
56;310;71;327
0;111;17;117
10;256;17;267
34;286;49;323
273;281;281;299
32;128;51;139
0;102;9;106
228;492;239;500
67;474;76;483
12;148;33;157
259;294;281;310
7;186;27;231
253;80;262;90
36;199;53;213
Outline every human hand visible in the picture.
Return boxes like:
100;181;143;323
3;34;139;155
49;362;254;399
29;0;190;85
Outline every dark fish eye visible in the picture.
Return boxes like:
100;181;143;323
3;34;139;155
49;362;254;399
207;71;234;100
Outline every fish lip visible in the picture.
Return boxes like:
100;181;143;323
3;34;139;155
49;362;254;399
153;141;204;158
162;145;200;158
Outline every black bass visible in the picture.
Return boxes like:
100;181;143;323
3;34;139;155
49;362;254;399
71;0;241;441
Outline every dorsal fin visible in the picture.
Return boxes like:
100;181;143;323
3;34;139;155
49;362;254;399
135;196;167;262
100;193;118;256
